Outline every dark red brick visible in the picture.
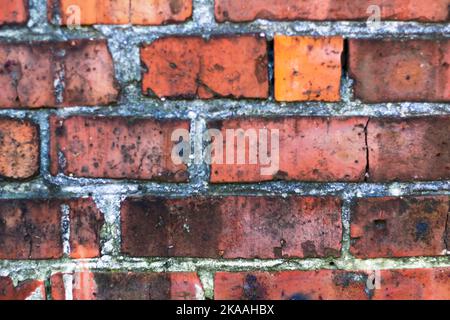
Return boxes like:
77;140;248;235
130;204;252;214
368;117;450;181
121;196;342;259
350;196;449;258
349;40;449;103
51;272;204;300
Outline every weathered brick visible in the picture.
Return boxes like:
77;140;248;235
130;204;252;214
0;198;102;260
0;0;28;25
121;196;342;259
0;277;46;300
275;36;343;102
141;35;269;99
350;196;449;258
215;0;449;23
51;0;192;25
0;200;63;260
50;116;189;181
0;118;39;180
214;268;450;300
368;117;450;181
349;40;450;103
0;40;119;108
68;198;104;259
209;117;368;183
51;272;204;300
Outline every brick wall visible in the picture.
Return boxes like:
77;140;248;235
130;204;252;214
0;0;449;300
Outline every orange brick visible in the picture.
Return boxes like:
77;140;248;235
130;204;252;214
0;277;46;300
54;0;192;25
0;118;39;180
0;0;28;25
275;36;343;102
131;0;193;25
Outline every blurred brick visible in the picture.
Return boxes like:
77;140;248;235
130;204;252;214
51;0;192;25
0;0;28;25
0;277;46;300
215;0;449;23
121;196;342;259
275;36;343;102
0;118;39;180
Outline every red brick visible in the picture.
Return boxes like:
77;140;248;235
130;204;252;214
0;0;28;25
68;198;104;259
275;36;343;102
0;277;46;300
215;0;449;23
51;272;204;300
141;35;269;99
121;196;342;259
50;116;189;181
214;268;450;300
368;117;450;181
209;117;368;183
349;40;450;103
0;118;39;180
0;198;102;260
50;0;192;25
0;200;62;260
350;196;449;258
0;40;119;108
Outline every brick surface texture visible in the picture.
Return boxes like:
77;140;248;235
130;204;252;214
0;0;448;301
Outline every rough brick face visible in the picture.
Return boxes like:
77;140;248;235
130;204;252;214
50;116;189;181
0;118;39;180
349;40;450;103
215;268;450;300
50;0;192;25
68;198;104;259
0;200;63;260
51;272;204;300
275;36;343;102
209;117;368;183
141;35;269;99
0;277;46;300
368;117;450;182
215;0;450;23
0;0;28;25
0;198;102;260
121;196;342;259
350;196;449;258
0;40;118;108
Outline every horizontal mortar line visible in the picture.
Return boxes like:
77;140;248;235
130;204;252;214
1;181;450;198
1;22;449;41
0;102;450;119
1;256;450;275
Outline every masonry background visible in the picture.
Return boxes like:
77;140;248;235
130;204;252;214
0;0;449;300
